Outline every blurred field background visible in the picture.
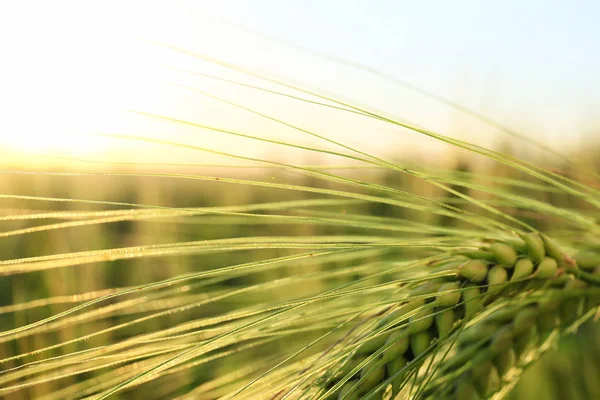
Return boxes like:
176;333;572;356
1;1;600;399
1;149;599;399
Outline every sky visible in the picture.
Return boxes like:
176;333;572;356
0;0;598;167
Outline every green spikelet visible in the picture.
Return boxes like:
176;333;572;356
485;265;508;299
510;257;534;281
455;378;482;400
538;296;561;312
534;257;558;279
512;307;539;334
411;281;444;298
337;354;368;379
458;260;488;283
462;284;483;317
565;278;589;290
489;326;514;354
541;234;566;264
565;278;588;313
575;251;600;270
436;282;462;307
560;296;583;324
442;344;482;373
410;331;432;358
356;333;388;355
536;311;557;336
486;367;502;397
494;348;515;377
513;326;537;358
504;237;527;252
489;243;518;267
358;359;386;394
435;307;456;338
386;356;408;397
459;323;500;346
472;359;493;397
487;307;521;324
377;299;425;328
337;380;360;400
381;330;409;363
455;249;496;262
408;307;434;334
522;232;546;262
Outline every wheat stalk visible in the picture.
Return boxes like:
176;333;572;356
301;234;600;400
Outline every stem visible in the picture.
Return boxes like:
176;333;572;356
577;270;600;286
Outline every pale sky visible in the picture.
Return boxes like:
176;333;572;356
0;0;598;167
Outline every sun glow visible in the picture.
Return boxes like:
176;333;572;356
0;2;187;161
